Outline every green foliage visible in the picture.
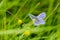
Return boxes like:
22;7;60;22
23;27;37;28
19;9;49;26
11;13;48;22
0;0;60;40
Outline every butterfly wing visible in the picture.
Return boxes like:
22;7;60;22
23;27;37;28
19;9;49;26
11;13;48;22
37;12;46;19
34;18;45;26
39;18;45;24
29;14;36;19
34;19;41;26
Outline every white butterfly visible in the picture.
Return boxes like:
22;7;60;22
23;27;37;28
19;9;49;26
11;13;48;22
29;12;46;26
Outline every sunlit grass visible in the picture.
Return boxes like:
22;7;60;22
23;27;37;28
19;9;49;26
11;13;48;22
0;0;60;40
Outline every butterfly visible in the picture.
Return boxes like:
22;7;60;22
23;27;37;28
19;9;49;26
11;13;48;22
29;12;46;26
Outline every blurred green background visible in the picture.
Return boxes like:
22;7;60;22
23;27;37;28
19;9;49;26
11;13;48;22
0;0;60;40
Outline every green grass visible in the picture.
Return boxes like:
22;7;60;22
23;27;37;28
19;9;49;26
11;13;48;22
0;0;60;40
